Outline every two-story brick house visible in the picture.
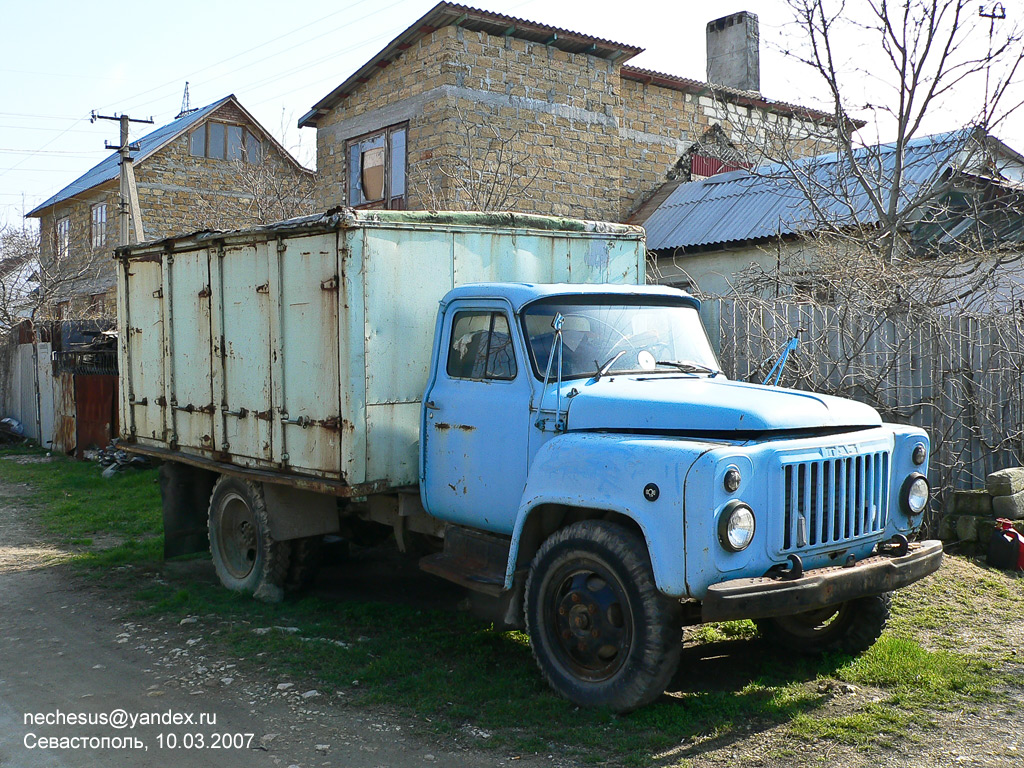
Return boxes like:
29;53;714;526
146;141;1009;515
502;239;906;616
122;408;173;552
28;94;314;319
299;3;839;223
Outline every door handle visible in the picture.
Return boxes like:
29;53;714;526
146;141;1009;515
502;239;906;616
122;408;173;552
424;400;441;411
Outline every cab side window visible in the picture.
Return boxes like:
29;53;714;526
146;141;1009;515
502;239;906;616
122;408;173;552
446;311;517;380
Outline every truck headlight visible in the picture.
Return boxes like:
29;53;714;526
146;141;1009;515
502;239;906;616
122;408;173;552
901;473;929;515
719;500;755;552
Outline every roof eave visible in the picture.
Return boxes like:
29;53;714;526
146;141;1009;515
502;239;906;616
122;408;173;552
298;1;642;129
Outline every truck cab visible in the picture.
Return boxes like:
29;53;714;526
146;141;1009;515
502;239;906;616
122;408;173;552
418;282;941;711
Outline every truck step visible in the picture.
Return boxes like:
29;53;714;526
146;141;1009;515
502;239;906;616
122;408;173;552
419;526;512;597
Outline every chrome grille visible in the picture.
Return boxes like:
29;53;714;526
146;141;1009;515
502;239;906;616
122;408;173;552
781;451;889;553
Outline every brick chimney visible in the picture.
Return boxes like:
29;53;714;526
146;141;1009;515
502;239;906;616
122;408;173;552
706;11;760;93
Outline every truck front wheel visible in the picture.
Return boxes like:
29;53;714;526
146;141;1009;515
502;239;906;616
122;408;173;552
524;520;681;712
757;592;892;655
208;476;290;602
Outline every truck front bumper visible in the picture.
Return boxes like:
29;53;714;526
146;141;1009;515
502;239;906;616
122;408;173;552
700;539;943;622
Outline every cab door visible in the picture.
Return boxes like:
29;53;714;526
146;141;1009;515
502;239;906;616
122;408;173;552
422;304;530;534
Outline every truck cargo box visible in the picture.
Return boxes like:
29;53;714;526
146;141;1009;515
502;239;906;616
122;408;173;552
116;209;645;493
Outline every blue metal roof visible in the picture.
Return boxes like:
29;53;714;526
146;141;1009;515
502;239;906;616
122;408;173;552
643;130;977;251
28;96;232;217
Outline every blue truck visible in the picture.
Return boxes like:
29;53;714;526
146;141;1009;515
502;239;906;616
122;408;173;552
118;210;942;712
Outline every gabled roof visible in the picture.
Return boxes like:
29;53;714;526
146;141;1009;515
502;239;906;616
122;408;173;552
642;129;1022;252
28;95;311;218
299;2;645;128
28;97;231;217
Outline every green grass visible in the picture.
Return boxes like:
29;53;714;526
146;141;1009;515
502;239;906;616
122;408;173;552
0;444;161;549
2;445;1021;765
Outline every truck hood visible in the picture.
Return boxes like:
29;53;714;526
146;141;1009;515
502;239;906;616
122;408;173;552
564;376;881;433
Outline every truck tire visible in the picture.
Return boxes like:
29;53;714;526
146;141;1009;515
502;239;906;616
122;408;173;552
524;520;681;712
757;592;892;655
285;536;323;592
208;476;290;602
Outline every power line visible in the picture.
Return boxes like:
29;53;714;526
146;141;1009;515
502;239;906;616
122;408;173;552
0;148;106;156
0;124;103;134
0;114;91;181
98;0;395;116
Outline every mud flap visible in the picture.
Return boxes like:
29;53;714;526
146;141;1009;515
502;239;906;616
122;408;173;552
159;462;217;559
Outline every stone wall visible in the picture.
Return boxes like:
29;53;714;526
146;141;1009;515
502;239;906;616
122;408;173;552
314;24;839;223
938;468;1024;557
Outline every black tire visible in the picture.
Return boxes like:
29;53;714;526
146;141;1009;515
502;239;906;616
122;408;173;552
208;476;290;602
285;536;323;592
524;520;681;712
757;592;892;655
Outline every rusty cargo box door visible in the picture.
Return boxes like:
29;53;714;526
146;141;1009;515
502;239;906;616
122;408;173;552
217;244;273;465
167;249;215;451
273;234;341;475
122;259;165;442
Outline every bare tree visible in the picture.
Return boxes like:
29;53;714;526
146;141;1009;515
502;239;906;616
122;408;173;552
0;220;112;444
771;0;1024;260
188;156;317;232
424;105;539;211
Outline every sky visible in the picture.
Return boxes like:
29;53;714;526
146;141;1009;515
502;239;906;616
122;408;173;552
2;0;1022;229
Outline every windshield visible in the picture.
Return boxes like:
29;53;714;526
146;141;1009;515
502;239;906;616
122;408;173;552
521;297;721;380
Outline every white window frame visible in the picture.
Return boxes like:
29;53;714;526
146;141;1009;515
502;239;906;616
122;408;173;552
56;216;71;259
91;203;107;249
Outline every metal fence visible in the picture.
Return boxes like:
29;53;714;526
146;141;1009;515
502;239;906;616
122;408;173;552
52;349;118;377
701;297;1024;518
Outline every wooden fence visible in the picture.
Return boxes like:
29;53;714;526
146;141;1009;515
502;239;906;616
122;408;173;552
701;298;1024;513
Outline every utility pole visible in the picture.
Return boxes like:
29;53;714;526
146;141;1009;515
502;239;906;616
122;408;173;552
90;111;154;246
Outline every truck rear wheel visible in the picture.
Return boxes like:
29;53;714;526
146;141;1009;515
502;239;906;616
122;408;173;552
208;476;290;602
757;592;892;655
524;520;681;713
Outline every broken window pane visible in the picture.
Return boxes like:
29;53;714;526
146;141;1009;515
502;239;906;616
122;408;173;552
227;125;244;161
361;146;386;201
208;122;226;159
346;125;407;209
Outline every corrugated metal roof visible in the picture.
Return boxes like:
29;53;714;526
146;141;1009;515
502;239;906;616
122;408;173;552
28;96;232;217
643;130;979;251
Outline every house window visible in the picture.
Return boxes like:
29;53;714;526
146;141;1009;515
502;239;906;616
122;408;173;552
91;203;107;248
56;216;70;259
347;124;407;209
88;292;108;316
446;311;517;380
189;121;262;163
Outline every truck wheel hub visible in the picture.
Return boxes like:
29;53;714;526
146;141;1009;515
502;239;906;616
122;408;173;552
550;570;631;680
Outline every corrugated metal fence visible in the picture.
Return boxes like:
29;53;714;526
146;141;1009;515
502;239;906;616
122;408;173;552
701;297;1024;510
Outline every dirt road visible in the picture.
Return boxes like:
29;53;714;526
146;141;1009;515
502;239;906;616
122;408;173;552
0;473;550;768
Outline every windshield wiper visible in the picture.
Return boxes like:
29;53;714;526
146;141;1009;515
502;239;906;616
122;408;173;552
655;359;721;377
593;350;627;381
